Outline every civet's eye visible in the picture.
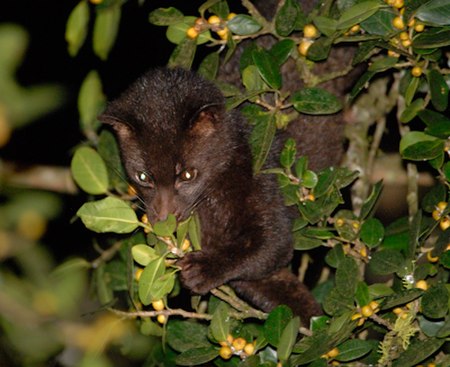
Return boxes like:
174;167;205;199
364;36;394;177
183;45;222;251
179;169;197;182
135;171;154;187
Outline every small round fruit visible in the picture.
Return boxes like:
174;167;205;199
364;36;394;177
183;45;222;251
244;342;255;356
219;346;233;359
327;348;339;358
393;307;403;315
90;0;103;4
298;39;313;56
414;23;425;32
437;202;448;211
401;39;412;47
232;337;246;351
351;312;362;321
303;24;318;38
411;66;423;77
135;268;144;281
388;50;400;57
350;24;360;33
186;27;199;39
416;280;428;290
399;31;409;40
392;0;404;8
427;251;439;263
181;238;191;252
217;28;229;40
227;13;237;20
157;314;167;324
208;15;221;26
369;301;380;311
361;305;374;317
392;16;405;29
152;299;165;311
440;217;450;231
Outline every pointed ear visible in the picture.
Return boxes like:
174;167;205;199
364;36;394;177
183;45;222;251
98;114;135;141
188;103;224;137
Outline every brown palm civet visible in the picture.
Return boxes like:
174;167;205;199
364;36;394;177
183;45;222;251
99;67;322;324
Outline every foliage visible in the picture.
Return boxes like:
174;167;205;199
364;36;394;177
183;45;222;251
1;0;450;366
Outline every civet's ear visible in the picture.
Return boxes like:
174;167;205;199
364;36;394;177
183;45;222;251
187;103;225;137
98;113;135;142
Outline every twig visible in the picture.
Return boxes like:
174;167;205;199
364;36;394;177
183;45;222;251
91;241;123;269
109;307;212;321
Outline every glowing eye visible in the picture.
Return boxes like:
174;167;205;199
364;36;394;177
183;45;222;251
135;171;153;187
180;169;197;182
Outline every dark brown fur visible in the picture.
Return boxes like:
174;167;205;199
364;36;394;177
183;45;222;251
99;67;321;324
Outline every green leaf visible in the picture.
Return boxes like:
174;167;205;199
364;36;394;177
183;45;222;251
336;257;359;298
427;69;449;111
242;65;265;92
175;346;218;366
404;74;420;105
78;70;105;135
337;1;382;30
252;50;282;89
153;214;177;237
269;39;295;66
210;302;231;342
209;0;229;19
360;218;384;248
77;197;139;233
71;146;109;195
167;320;211;352
421;284;449;319
151;271;176;301
277;317;300;361
148;7;184;26
167;38;197;69
349;70;376;100
275;0;299;36
65;1;90;56
302;170;318;189
198;52;219;81
280;138;296;169
227;14;261;35
292;88;342;115
399;131;444;161
418;109;450;139
335;339;373;362
313;16;337;37
359;181;383;220
98;130;127;192
166;17;211;45
188;213;202;250
413;27;450;49
368;56;398;72
392;338;444;367
138;257;166;305
307;36;334;61
400;98;425;123
360;8;396;35
368;249;405;275
250;112;276;173
132;244;158;266
264;305;293;347
293;233;323;250
355;281;371;307
93;4;121;60
416;0;450;26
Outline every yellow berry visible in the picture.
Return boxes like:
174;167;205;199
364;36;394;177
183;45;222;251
399;31;409;40
433;210;442;221
357;318;365;326
393;307;403;315
135;268;144;281
335;218;345;227
414;23;425;32
227;13;237;20
401;39;412;47
393;16;405;29
219;346;233;359
141;213;149;224
217;28;229;40
90;0;103;4
359;246;368;258
388;50;400;57
157;314;166;324
208;15;221;26
428;363;437;367
416;280;428;290
361;305;374;317
411;66;423;77
232;337;247;351
427;251;439;263
303;24;318;38
128;185;137;196
186;27;199;39
400;312;408;319
181;238;191;252
327;348;339;358
307;193;315;201
392;0;404;8
350;24;360;33
152;299;165;311
440;217;450;231
369;301;380;311
351;312;362;321
437;202;448;211
244;342;255;355
298;39;313;56
352;221;360;230
408;18;416;27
